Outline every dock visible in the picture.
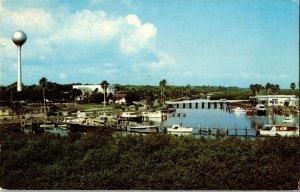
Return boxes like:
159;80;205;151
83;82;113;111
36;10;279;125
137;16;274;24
198;127;258;137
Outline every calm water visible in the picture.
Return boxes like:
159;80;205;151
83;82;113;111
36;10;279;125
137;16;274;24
150;108;299;136
22;108;299;138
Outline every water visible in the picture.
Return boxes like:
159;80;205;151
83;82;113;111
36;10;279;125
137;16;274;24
20;108;299;138
149;108;299;136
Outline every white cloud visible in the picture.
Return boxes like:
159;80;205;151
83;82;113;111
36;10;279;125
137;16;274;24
2;8;55;35
145;52;175;71
1;4;174;85
49;10;123;44
120;14;157;55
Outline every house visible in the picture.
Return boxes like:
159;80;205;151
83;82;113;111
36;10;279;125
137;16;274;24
251;95;298;107
112;94;127;104
73;84;116;94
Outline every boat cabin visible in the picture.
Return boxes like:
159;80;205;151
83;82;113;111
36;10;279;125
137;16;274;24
262;125;298;131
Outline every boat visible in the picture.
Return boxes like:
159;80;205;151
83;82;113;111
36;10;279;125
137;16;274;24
255;104;267;115
167;124;193;133
259;124;299;137
128;125;159;133
282;116;295;124
169;132;192;137
58;124;69;129
233;107;246;113
246;108;254;115
120;112;143;122
142;111;163;118
142;111;167;122
68;122;109;132
147;111;164;118
40;121;56;130
62;116;85;124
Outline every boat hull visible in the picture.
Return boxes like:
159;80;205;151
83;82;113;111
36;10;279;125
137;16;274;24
40;124;56;129
167;128;193;133
259;130;299;137
128;126;159;133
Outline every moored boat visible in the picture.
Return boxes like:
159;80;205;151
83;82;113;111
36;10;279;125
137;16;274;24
120;112;143;122
40;121;56;130
255;104;267;115
147;111;164;118
246;108;254;116
167;124;193;133
259;124;299;137
233;107;246;113
128;125;159;133
282;116;295;124
62;116;85;124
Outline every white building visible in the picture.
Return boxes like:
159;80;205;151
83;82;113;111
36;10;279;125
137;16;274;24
252;95;298;107
73;84;116;94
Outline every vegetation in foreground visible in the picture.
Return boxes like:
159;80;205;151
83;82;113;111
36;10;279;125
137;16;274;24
0;130;299;190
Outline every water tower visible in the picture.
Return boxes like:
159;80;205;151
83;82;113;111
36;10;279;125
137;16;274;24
12;30;27;92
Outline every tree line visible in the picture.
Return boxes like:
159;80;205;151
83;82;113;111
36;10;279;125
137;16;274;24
0;77;298;107
249;82;297;96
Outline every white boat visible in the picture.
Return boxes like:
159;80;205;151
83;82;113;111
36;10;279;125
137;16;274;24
255;104;267;115
120;112;143;122
169;132;192;137
282;116;295;124
58;124;69;129
167;124;193;133
148;111;164;118
62;116;85;124
233;107;246;113
128;125;159;133
259;124;299;137
142;111;164;118
40;121;55;129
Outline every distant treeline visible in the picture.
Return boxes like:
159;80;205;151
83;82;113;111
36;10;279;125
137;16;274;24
0;130;299;190
0;82;298;105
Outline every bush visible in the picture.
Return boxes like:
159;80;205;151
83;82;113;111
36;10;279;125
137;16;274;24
0;131;298;190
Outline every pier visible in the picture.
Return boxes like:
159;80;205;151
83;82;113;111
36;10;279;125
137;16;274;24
198;127;257;137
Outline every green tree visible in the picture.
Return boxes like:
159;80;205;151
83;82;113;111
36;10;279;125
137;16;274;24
271;84;280;95
69;88;82;102
249;84;256;96
100;80;109;115
145;93;155;109
265;83;272;95
39;77;48;116
159;79;167;105
290;82;296;95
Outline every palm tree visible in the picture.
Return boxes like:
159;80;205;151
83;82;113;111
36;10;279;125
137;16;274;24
271;84;280;95
265;83;272;95
290;82;296;95
39;77;48;117
100;80;109;115
265;83;272;107
249;84;255;96
186;84;191;99
254;84;263;95
159;79;167;106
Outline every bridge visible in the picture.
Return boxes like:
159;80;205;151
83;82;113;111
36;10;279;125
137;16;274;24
165;99;249;109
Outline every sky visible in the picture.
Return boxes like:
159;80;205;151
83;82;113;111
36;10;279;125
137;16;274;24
0;0;299;88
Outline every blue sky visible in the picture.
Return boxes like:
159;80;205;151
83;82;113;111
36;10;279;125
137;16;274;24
1;0;298;88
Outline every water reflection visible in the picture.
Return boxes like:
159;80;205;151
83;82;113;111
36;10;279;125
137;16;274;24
151;108;299;132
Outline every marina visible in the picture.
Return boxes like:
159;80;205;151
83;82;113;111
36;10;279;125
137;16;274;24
14;104;299;139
